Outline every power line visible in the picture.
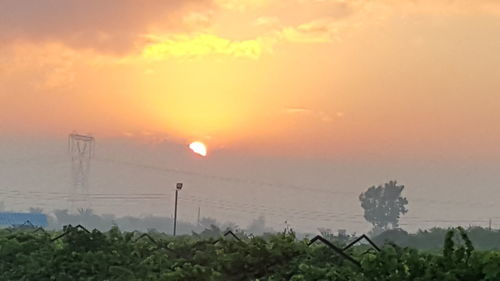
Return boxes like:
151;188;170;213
93;157;358;197
3;154;498;211
0;155;68;166
2;153;499;229
1;188;495;228
93;157;500;211
0;188;495;223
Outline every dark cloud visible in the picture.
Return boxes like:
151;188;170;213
0;0;211;54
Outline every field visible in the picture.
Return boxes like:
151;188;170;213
2;226;500;281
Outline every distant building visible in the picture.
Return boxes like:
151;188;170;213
0;212;48;228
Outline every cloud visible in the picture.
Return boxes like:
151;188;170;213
215;0;271;11
286;108;311;114
254;17;280;27
2;0;499;57
182;11;215;31
139;14;345;61
0;41;120;93
285;107;335;123
142;34;273;60
280;18;341;43
0;0;211;54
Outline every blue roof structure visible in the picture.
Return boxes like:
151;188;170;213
0;212;48;227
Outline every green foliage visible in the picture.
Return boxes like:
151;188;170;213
2;226;500;280
374;226;500;251
359;181;408;234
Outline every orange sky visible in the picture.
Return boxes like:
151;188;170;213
1;0;500;159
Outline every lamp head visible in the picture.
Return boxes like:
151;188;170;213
176;183;183;190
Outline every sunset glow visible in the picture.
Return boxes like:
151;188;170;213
0;0;499;159
189;141;208;157
2;0;500;260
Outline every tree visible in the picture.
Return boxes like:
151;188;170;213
246;216;273;235
359;180;408;234
199;217;218;229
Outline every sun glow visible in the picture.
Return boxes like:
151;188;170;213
189;141;208;157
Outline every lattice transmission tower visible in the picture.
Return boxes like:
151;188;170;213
68;133;95;210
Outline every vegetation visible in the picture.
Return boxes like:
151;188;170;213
41;208;275;236
374;226;500;251
359;180;408;234
2;225;500;280
3;181;500;280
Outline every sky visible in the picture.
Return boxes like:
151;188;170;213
1;0;500;233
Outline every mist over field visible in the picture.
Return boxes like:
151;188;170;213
1;136;499;234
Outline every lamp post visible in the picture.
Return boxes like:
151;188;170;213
173;182;183;236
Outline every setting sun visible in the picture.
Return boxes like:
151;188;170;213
4;0;500;277
189;141;207;157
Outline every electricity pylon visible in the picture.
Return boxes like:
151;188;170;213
68;133;95;211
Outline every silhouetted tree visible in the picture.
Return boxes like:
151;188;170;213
359;180;408;234
222;222;239;232
318;228;354;246
77;208;94;217
199;217;218;229
246;215;273;235
198;224;222;238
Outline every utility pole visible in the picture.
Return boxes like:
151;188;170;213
197;207;201;227
489;218;492;231
173;183;183;236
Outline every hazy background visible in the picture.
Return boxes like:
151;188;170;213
1;0;500;233
1;135;499;233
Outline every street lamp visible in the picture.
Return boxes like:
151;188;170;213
173;183;183;236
